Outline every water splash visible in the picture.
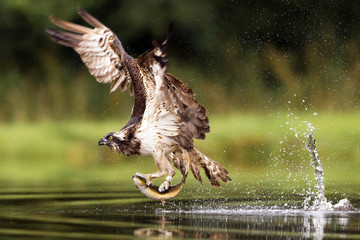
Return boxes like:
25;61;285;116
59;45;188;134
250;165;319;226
304;133;331;210
304;132;355;211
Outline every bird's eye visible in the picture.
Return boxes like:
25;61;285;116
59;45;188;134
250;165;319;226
108;136;113;140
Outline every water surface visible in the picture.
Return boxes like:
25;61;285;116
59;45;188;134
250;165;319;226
0;183;358;239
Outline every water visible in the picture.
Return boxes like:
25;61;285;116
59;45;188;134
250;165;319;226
305;132;355;211
305;132;328;210
0;184;358;239
1;111;358;238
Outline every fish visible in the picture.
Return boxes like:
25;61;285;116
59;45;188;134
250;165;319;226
132;174;186;203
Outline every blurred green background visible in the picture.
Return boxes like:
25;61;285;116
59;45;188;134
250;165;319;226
1;0;359;192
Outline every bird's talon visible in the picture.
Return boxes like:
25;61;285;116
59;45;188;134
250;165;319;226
146;179;153;187
135;172;153;186
158;180;171;192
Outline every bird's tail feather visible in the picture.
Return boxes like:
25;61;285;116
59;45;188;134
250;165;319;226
189;148;232;187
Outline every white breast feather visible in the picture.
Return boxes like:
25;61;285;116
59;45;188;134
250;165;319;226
136;62;181;155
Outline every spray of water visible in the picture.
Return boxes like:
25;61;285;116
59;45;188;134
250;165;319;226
277;96;355;211
304;132;332;210
304;131;355;211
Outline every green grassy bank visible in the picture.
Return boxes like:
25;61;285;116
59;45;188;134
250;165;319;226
0;111;359;192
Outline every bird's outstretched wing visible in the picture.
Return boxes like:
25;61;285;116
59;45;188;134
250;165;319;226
46;8;132;93
137;29;210;150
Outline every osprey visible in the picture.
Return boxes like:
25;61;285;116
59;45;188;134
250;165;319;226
46;8;231;192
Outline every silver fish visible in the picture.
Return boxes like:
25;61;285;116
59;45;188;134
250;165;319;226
132;175;186;203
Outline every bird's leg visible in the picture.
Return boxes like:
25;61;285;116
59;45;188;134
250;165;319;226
135;169;168;187
158;159;176;192
147;149;176;192
134;149;169;187
135;149;176;192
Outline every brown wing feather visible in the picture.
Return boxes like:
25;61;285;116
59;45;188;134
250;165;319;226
46;8;132;93
137;27;210;151
190;148;231;187
190;160;203;183
165;73;210;140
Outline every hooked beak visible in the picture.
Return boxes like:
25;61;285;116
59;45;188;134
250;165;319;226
98;137;107;146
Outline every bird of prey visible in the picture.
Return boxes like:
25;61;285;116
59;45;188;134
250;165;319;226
46;8;231;192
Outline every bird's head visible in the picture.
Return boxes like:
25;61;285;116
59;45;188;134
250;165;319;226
98;132;127;152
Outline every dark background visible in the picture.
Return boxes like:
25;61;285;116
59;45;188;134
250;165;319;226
2;0;360;121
